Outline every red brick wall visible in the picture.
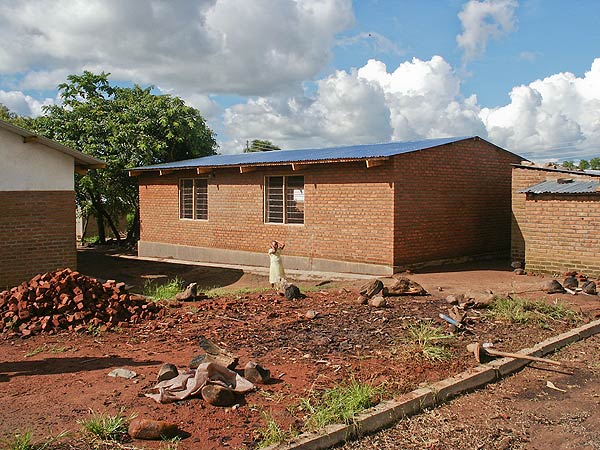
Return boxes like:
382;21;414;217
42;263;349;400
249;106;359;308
139;162;396;266
512;167;600;276
393;139;522;267
0;191;76;288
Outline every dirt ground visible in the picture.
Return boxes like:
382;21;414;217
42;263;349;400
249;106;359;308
1;247;600;449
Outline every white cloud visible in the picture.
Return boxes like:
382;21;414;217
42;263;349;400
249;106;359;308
223;56;485;151
481;58;600;159
0;0;354;96
0;90;54;116
456;0;518;63
336;32;404;56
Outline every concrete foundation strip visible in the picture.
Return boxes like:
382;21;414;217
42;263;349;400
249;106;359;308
265;319;600;450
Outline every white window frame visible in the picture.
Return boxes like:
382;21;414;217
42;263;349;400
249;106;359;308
264;175;305;225
179;178;208;221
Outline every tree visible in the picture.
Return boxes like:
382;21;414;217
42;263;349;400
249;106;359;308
0;103;31;128
590;157;600;170
561;160;576;169
579;159;590;170
31;71;217;243
244;139;280;152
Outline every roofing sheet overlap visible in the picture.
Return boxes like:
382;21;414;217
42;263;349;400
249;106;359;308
520;180;600;194
133;136;473;170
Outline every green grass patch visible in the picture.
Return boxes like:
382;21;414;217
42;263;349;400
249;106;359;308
255;411;297;448
406;321;454;361
205;286;270;298
144;277;185;301
487;296;581;327
78;409;132;442
25;344;70;357
300;380;382;432
2;430;69;450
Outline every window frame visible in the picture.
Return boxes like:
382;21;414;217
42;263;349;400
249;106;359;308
179;177;209;221
264;175;305;225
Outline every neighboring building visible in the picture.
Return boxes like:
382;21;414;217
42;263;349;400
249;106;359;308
0;119;105;288
131;136;522;276
512;163;600;277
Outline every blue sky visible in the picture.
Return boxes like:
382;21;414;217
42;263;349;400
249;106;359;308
1;0;599;160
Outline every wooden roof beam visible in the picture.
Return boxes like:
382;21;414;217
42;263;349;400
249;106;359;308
197;167;213;174
365;157;388;168
292;163;310;171
159;169;174;176
239;166;257;173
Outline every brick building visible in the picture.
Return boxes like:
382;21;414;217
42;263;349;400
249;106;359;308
0;119;105;288
132;136;522;275
512;164;600;277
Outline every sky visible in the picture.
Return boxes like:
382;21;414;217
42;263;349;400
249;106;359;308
1;0;599;161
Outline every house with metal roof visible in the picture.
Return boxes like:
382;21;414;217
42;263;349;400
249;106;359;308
512;163;600;277
132;136;522;275
0;119;105;288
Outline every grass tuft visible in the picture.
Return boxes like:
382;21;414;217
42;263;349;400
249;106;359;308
25;344;70;358
406;321;454;361
144;277;185;301
2;430;69;450
256;411;296;448
78;409;132;442
487;296;581;327
300;380;382;432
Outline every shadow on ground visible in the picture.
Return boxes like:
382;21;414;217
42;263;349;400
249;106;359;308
77;247;245;292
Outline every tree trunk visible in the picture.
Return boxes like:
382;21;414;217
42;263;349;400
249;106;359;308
96;213;106;244
126;207;140;243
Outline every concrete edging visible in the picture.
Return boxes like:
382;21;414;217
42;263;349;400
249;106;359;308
265;318;600;450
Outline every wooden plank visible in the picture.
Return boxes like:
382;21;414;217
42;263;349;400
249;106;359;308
292;163;310;171
159;169;174;176
197;167;213;174
365;158;388;168
239;166;257;173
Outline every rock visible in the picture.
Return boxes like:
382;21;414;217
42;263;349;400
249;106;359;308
356;295;369;305
368;296;387;308
108;368;137;379
190;336;238;370
128;419;178;440
513;268;526;275
157;363;178;382
384;277;427;296
511;261;523;269
470;293;495;308
541;279;565;294
285;284;303;300
305;310;319;319
175;282;197;301
358;279;384;298
446;294;464;305
563;276;578;289
201;384;235;406
582;281;597;295
244;361;271;384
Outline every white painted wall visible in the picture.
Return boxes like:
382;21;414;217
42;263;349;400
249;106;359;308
0;126;74;191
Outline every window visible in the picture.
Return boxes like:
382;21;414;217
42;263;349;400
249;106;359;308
179;178;208;220
265;176;304;224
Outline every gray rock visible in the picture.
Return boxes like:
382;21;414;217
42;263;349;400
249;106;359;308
175;282;197;301
356;295;369;305
359;279;384;298
582;280;597;295
108;368;137;379
564;276;578;289
201;384;235;406
368;295;387;308
244;361;271;384
513;268;526;275
541;279;565;294
157;363;178;382
384;277;427;296
511;261;523;269
446;294;464;305
305;310;319;319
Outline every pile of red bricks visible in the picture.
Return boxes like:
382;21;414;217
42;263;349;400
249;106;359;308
0;268;163;337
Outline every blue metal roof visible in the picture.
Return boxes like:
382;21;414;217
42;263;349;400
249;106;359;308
520;179;600;194
132;136;476;171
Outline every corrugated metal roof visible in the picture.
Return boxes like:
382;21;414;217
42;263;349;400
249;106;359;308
132;136;475;171
520;180;600;194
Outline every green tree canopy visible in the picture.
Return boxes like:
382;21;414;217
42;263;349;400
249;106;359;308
244;139;280;152
29;71;217;243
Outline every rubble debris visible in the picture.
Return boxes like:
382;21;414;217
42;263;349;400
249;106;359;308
514;268;526;275
511;261;523;269
461;291;495;309
541;279;566;294
356;295;369;305
108;368;137;379
359;279;384;298
563;276;579;290
546;381;567;393
128;419;179;440
445;294;464;305
276;279;304;300
383;277;427;296
243;361;271;384
201;384;236;406
581;281;597;295
145;362;254;404
0;268;163;337
368;296;387;308
157;363;178;382
189;336;238;370
175;282;207;301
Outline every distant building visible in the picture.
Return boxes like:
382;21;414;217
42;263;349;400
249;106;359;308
0;119;105;288
512;163;600;276
131;136;522;275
